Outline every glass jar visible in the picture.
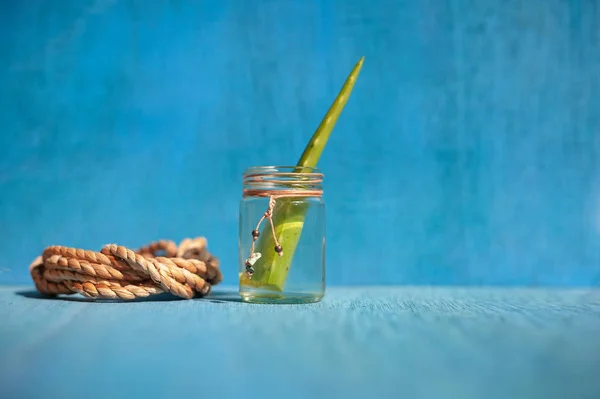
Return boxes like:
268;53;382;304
238;166;326;304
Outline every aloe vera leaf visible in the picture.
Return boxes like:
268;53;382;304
296;56;365;168
241;56;365;291
240;199;309;289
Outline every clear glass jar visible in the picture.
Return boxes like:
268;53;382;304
238;166;325;304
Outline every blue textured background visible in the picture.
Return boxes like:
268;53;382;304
2;3;600;398
1;0;600;287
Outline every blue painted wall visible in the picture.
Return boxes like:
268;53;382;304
1;0;599;286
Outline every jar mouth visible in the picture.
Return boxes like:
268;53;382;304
243;165;321;175
242;165;323;195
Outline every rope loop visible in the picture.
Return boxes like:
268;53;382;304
30;237;222;300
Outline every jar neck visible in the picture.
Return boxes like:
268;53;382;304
242;166;323;198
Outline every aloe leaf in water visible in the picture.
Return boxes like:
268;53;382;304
240;56;365;291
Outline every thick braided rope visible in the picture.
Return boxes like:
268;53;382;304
29;237;222;300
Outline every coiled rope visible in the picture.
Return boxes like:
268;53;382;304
29;237;222;300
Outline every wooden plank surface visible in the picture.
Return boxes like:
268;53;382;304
1;285;599;399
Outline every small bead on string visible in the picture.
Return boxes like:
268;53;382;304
244;196;284;278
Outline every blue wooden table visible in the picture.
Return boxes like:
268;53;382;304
1;285;599;399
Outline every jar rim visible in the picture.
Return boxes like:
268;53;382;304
242;165;323;195
242;165;322;175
